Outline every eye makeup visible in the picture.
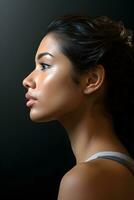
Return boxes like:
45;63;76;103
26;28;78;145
40;63;51;70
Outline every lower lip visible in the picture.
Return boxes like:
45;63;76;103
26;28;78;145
26;99;36;107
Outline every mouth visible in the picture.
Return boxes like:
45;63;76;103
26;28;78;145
25;93;37;108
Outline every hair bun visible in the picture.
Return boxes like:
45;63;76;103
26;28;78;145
118;21;133;47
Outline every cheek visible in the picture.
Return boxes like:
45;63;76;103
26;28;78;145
43;71;82;104
32;70;83;120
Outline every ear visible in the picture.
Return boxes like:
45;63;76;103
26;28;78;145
83;64;105;95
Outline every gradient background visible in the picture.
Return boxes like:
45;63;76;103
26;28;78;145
0;0;134;199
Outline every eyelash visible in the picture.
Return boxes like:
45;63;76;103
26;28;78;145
40;63;51;70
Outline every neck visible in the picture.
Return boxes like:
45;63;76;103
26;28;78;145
58;104;129;164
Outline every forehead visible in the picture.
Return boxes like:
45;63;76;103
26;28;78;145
36;33;61;57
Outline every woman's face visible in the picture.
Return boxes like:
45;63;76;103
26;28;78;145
23;33;85;122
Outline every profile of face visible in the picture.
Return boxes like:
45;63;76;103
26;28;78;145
22;33;87;123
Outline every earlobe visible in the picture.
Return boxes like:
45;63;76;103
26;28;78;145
83;64;105;94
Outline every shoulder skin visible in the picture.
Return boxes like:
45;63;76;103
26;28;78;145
57;159;134;200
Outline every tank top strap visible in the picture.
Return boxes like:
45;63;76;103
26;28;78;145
85;151;134;175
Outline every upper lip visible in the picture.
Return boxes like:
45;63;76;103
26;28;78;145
25;93;37;100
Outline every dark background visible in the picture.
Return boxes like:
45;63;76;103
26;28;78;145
0;0;134;199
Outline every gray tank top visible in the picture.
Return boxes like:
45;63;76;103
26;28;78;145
85;151;134;175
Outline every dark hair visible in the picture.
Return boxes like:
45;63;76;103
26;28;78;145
45;14;134;158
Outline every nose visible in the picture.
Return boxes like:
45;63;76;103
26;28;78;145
22;72;36;89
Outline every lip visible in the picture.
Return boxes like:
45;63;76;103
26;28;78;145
25;93;37;108
25;93;37;100
26;99;36;107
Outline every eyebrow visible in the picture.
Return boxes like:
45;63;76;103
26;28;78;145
36;52;54;61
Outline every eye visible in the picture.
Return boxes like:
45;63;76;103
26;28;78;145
40;63;51;70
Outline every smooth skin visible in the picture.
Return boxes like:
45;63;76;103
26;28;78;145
23;33;134;200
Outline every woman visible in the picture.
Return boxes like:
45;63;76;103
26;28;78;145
23;14;134;199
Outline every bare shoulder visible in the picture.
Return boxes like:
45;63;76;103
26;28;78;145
57;159;134;200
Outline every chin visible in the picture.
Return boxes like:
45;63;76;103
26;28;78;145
29;111;55;123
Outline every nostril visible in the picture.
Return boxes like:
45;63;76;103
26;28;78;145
22;76;36;89
22;78;29;89
22;71;35;89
